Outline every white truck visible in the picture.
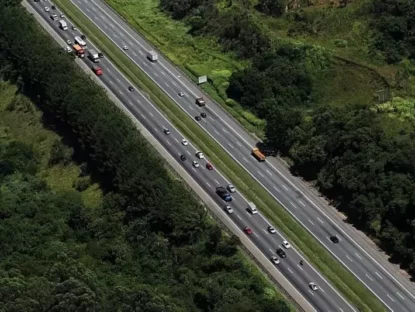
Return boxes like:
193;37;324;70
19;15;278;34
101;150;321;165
247;202;258;214
147;50;158;62
59;20;68;30
74;36;86;47
88;49;99;63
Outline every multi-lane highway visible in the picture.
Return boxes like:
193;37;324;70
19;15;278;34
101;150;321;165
29;0;415;311
27;1;358;311
59;1;415;311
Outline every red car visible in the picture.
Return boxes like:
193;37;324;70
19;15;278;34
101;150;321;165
206;163;214;170
244;227;253;235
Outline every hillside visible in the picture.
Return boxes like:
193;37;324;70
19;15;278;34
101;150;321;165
103;0;415;277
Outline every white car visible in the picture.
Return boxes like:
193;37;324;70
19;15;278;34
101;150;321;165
181;139;188;146
282;240;291;249
60;13;65;18
192;161;200;168
178;92;185;97
44;7;50;12
309;282;319;291
224;205;233;214
195;151;204;159
227;184;236;193
66;39;72;45
64;46;72;53
270;256;280;265
267;226;276;234
72;26;77;31
122;45;128;50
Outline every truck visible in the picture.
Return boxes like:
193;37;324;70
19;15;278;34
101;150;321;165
88;49;99;63
247;202;258;214
59;20;67;30
252;147;266;162
147;50;158;62
196;97;206;107
216;186;232;202
73;44;85;58
74;36;86;47
92;65;103;76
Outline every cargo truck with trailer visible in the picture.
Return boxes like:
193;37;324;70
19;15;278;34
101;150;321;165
73;44;85;58
88;49;100;63
216;187;232;202
252;147;266;162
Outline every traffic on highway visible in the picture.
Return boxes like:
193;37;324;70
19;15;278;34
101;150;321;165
28;0;415;311
27;1;357;310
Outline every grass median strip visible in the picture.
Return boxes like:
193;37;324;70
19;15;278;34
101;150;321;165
53;1;385;311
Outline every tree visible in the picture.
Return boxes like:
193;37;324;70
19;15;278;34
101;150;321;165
255;0;286;17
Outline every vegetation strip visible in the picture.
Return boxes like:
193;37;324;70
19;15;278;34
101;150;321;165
54;0;385;311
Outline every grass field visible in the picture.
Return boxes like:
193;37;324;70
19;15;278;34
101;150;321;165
0;80;102;209
53;0;386;310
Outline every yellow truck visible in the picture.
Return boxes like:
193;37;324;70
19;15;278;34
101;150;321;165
252;147;266;162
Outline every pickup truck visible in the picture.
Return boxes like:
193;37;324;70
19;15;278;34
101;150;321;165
92;65;103;76
216;186;232;202
196;97;206;107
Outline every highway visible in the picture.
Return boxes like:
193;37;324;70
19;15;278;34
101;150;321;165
26;1;358;311
55;1;415;311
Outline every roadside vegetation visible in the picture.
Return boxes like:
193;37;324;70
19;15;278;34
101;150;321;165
104;0;415;280
0;1;293;311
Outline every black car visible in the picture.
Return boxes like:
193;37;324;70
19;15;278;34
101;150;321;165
81;35;86;40
128;86;134;92
201;112;207;118
51;5;56;9
180;155;186;161
330;235;339;243
98;52;104;58
276;248;286;258
195;116;202;121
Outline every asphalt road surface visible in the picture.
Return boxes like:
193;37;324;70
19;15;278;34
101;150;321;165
29;0;415;311
27;1;359;311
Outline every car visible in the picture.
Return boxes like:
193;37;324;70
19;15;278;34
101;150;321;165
195;116;202;121
98;52;104;58
309;282;319;291
178;92;185;97
50;14;58;20
66;39;72;45
180;155;186;161
227;184;236;193
243;227;253;235
64;46;72;53
224;205;233;214
270;256;280;265
60;13;65;17
192;161;200;168
128;86;134;92
330;235;339;243
72;26;77;31
122;45;128;50
276;248;286;258
81;35;86;40
267;226;276;234
51;5;56;9
282;240;291;249
164;129;171;135
44;7;50;12
206;163;214;170
181;139;188;146
195;151;204;159
201;112;207;118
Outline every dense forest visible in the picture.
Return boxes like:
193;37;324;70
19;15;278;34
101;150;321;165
159;0;415;276
0;1;292;311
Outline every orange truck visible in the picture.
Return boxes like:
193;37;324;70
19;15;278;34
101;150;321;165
73;44;85;58
252;147;266;162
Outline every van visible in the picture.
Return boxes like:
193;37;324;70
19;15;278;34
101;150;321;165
247;202;258;214
74;36;86;47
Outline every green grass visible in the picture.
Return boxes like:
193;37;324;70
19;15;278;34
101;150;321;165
0;80;102;208
54;1;386;311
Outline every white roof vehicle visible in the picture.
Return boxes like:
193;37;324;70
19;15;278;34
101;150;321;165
247;202;258;214
227;184;236;193
224;205;233;214
270;256;280;265
44;7;50;12
282;240;291;249
195;151;204;159
309;282;319;291
267;226;276;234
181;139;188;146
192;161;200;168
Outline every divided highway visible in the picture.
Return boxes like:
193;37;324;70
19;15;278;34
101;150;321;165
27;1;356;311
62;1;415;311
